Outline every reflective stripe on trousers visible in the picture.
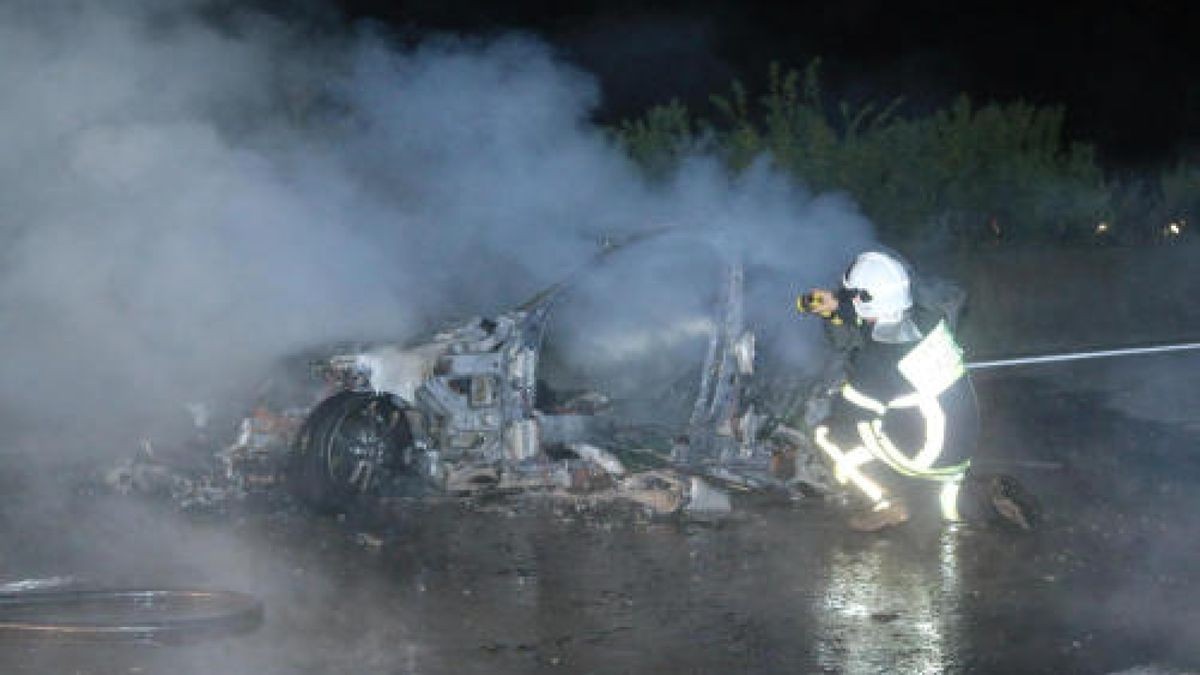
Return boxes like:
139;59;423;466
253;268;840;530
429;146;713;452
813;425;886;506
820;384;967;521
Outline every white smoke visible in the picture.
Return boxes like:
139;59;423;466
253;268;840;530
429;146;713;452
0;3;880;673
0;1;873;453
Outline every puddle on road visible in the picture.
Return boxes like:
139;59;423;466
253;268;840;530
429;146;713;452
5;362;1200;673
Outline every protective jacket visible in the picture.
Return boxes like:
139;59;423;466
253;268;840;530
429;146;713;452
813;292;978;520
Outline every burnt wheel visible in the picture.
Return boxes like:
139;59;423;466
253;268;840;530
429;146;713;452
290;391;413;511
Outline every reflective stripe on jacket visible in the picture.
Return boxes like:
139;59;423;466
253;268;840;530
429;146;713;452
830;319;976;482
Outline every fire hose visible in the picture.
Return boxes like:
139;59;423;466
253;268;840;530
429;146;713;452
967;341;1200;370
796;290;1200;370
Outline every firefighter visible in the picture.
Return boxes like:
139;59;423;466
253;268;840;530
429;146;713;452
799;251;1036;532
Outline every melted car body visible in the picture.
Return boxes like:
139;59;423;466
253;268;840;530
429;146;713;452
113;236;818;515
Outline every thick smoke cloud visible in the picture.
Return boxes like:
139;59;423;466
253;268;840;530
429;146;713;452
0;1;872;457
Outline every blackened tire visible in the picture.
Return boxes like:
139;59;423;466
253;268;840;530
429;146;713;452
289;391;413;512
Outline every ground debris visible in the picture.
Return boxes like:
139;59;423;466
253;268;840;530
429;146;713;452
352;532;384;549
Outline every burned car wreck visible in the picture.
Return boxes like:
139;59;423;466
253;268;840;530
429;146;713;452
108;240;825;519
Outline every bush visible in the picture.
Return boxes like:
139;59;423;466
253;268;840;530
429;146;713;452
613;61;1193;248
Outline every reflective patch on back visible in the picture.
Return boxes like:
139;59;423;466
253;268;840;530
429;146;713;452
898;320;965;396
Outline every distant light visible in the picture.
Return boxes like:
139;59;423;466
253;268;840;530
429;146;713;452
1167;222;1182;236
1095;222;1110;235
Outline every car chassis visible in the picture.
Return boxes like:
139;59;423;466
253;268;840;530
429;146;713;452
109;243;821;517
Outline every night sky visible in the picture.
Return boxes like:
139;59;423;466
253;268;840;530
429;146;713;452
326;0;1200;168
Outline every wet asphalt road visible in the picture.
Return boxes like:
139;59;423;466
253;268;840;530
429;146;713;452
2;352;1199;674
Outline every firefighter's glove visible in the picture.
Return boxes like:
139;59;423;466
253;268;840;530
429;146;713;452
796;291;844;326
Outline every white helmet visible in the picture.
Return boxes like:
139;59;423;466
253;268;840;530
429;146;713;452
842;251;912;323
